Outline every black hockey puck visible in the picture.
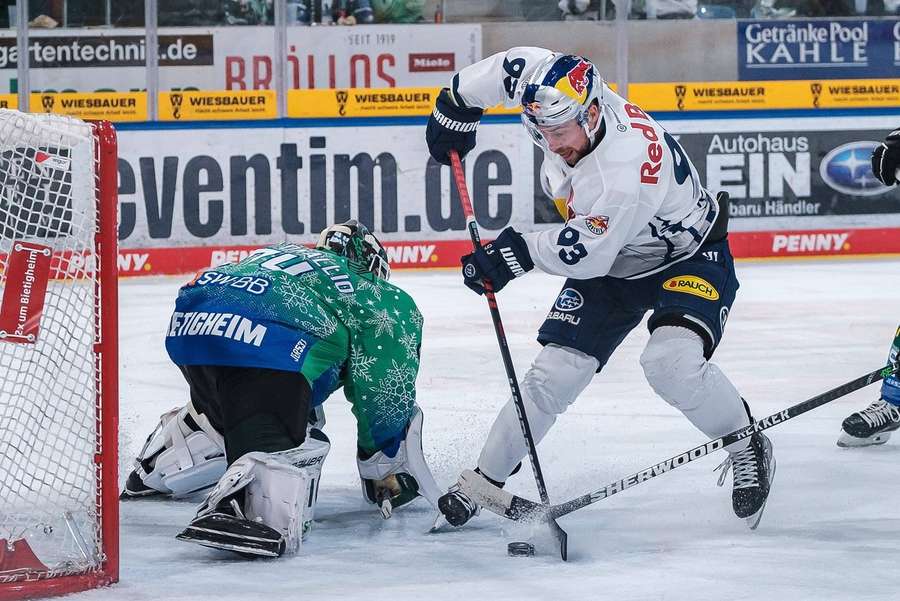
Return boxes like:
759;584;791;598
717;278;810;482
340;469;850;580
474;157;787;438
507;541;535;557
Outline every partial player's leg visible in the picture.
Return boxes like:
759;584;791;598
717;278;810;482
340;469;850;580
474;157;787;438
176;430;330;557
175;366;328;556
120;400;226;499
838;326;900;447
121;364;228;499
643;237;773;528
439;279;644;527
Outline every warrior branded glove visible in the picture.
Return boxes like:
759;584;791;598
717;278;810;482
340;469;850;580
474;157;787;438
461;227;534;295
425;87;483;166
872;129;900;186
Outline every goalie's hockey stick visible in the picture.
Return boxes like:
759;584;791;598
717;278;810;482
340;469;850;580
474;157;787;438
462;363;900;524
448;149;569;560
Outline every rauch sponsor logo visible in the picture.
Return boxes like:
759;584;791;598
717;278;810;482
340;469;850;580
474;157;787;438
663;276;720;300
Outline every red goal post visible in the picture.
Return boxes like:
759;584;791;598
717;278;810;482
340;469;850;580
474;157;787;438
0;111;119;599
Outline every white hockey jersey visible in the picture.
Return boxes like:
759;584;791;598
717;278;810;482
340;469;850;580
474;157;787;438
452;46;719;280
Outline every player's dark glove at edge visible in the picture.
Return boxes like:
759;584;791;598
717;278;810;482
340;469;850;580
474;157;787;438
872;129;900;186
426;87;484;166
461;227;534;295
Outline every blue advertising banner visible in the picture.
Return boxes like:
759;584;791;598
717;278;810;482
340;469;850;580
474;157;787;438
737;18;900;80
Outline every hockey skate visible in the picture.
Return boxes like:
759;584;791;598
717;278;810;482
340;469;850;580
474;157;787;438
437;483;481;527
176;493;286;558
120;469;166;499
837;399;900;448
716;430;775;529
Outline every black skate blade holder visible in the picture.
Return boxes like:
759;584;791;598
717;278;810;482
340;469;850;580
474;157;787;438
548;516;569;561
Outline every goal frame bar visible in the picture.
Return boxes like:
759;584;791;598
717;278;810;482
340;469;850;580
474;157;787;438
3;119;119;600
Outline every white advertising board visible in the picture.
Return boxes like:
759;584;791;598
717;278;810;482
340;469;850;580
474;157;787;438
0;24;481;93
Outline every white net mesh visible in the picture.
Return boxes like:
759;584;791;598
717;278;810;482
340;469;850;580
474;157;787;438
0;110;104;579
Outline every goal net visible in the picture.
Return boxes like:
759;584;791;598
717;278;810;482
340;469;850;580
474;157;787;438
0;110;118;599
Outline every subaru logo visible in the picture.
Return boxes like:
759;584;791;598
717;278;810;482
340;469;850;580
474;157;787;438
820;141;891;197
463;263;477;278
554;288;584;312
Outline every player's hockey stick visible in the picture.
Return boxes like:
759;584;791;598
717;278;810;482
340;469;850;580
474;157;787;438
448;149;569;560
462;362;900;524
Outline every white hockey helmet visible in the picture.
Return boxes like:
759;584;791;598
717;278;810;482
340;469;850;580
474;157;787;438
520;53;604;151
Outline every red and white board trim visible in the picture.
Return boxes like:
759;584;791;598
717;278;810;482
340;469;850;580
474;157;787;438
1;228;898;280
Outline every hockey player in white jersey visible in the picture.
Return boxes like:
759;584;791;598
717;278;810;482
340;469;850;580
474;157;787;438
426;47;775;528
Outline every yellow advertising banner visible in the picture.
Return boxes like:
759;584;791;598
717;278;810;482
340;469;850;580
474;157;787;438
0;95;17;110
31;92;147;121
287;87;519;118
288;87;437;118
159;90;277;121
628;79;900;112
807;80;900;109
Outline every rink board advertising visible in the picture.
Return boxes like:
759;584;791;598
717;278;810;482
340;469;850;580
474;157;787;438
0;25;481;93
630;79;900;112
737;18;900;80
56;120;893;277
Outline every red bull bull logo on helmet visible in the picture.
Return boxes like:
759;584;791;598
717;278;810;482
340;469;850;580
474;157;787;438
553;59;592;104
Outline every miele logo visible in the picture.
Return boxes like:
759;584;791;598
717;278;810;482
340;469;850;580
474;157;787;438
408;53;454;72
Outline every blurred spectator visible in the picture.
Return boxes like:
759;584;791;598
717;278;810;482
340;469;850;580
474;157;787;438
371;0;425;22
749;0;796;17
558;0;606;18
631;0;698;17
111;0;227;26
0;0;63;28
647;0;697;17
336;0;375;23
225;0;273;24
293;0;374;24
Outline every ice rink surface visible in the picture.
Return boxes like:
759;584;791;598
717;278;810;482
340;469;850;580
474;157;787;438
79;257;900;601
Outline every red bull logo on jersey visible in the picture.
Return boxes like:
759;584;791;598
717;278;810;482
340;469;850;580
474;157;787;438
624;103;663;186
553;59;592;104
663;276;720;300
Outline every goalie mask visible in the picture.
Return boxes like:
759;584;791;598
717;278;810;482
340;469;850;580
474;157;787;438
520;53;604;152
316;220;391;281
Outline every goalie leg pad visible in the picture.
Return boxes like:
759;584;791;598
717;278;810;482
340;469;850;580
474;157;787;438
129;401;226;498
189;430;330;555
357;406;442;513
266;427;331;539
640;325;749;451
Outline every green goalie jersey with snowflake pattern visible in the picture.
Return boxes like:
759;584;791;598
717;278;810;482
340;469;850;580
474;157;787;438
165;242;422;454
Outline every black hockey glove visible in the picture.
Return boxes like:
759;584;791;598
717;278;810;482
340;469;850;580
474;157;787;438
461;227;534;295
425;87;483;166
872;129;900;186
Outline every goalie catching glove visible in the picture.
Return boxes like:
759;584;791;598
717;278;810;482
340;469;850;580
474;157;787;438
461;227;534;295
357;406;442;518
